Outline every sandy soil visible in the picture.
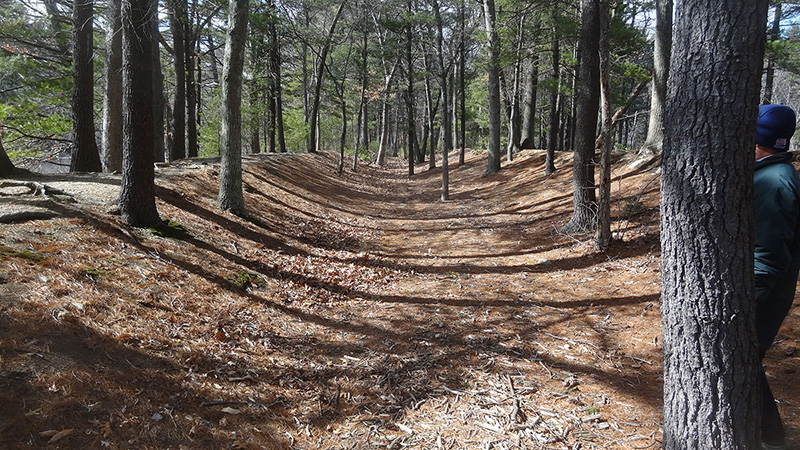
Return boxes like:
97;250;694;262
0;149;798;449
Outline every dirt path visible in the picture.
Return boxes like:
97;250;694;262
0;149;798;449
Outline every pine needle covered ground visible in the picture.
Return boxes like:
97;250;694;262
1;149;798;449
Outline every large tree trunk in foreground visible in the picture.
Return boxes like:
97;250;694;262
560;0;600;233
120;0;160;226
217;0;249;215
660;0;768;447
71;0;102;173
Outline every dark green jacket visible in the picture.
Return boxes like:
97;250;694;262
754;152;800;304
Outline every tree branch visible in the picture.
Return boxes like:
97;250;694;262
0;124;71;144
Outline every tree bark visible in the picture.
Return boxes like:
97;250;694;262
546;7;560;175
520;21;539;151
560;0;600;234
660;0;768;446
505;14;524;162
762;1;781;105
458;0;466;166
102;0;123;172
152;24;166;163
270;0;286;154
0;136;14;177
355;24;369;171
595;0;612;250
640;0;672;155
423;51;439;170
71;0;102;172
217;0;249;215
120;0;160;226
375;59;399;166
169;0;186;161
186;23;198;158
432;0;450;199
407;0;415;177
483;0;501;176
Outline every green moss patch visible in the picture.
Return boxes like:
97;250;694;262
226;272;265;291
82;266;112;279
0;246;45;262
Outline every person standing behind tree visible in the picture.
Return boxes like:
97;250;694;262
753;104;799;450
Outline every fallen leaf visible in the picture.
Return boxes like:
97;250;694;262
221;407;241;415
48;429;73;443
39;430;58;437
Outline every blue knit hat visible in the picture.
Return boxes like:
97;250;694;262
757;104;796;152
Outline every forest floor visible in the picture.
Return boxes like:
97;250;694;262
0;149;799;450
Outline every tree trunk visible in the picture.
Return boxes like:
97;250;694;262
520;27;539;150
595;0;612;250
432;0;450;199
640;0;672;155
267;49;277;153
120;0;160;226
270;0;286;154
169;0;186;161
483;0;501;176
249;70;261;154
546;10;560;175
308;0;345;153
0;136;14;177
505;14;524;161
102;0;123;172
217;0;249;215
762;1;781;105
337;90;346;175
407;0;415;177
355;25;368;171
152;24;166;163
560;0;600;234
207;35;219;83
423;52;439;170
660;0;768;446
376;61;399;166
186;29;198;158
458;0;466;166
71;0;102;172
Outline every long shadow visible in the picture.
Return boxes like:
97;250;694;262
155;186;309;256
0;298;291;449
348;233;659;276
